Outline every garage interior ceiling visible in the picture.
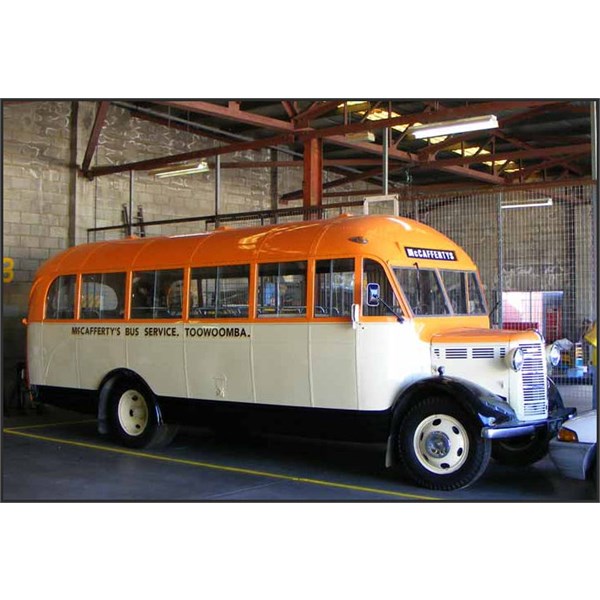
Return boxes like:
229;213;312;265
80;100;593;197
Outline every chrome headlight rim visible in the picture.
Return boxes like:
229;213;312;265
546;343;561;367
506;347;524;372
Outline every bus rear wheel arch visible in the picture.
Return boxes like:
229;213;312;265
106;377;177;449
395;395;491;491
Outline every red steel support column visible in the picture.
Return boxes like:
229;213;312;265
303;138;323;217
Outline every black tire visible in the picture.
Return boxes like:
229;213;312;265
108;378;177;449
491;430;550;466
395;396;491;491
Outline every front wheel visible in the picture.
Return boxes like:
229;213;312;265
108;379;176;449
395;396;491;491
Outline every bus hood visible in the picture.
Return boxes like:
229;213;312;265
430;327;543;346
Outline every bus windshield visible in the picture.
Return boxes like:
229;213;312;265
393;267;487;316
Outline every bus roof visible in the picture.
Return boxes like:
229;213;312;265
34;214;477;277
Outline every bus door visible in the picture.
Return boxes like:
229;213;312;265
42;275;79;388
309;258;359;410
356;259;428;412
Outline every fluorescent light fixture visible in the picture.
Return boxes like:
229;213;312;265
410;114;499;139
501;198;553;210
151;161;210;178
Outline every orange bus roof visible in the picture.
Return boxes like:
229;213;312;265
35;214;477;278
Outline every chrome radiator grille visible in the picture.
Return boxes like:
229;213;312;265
519;343;547;417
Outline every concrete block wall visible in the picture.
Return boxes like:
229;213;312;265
2;101;375;405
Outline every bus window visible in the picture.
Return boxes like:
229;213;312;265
80;272;126;319
467;272;487;314
394;267;450;316
190;264;250;319
131;269;184;319
363;259;402;317
439;270;467;314
45;275;76;320
257;261;307;317
438;270;487;315
314;258;354;317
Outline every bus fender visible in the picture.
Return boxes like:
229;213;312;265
97;369;163;435
385;376;516;467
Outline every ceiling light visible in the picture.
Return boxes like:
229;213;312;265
151;161;210;178
409;115;499;139
501;198;553;209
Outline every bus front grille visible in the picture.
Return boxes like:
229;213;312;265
519;343;547;417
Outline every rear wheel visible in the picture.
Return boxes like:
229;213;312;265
396;396;491;491
108;379;176;448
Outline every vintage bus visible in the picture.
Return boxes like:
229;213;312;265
25;214;572;490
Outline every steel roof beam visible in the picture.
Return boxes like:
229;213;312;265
219;158;400;169
415;143;591;169
505;151;590;182
160;100;295;132
292;101;341;126
86;133;295;177
417;102;578;159
326;135;506;184
81;101;110;175
281;101;297;118
495;131;585;176
297;101;556;141
281;165;393;201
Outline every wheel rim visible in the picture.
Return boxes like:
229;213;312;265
413;413;470;474
117;389;149;437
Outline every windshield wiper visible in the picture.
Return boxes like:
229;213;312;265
379;297;405;323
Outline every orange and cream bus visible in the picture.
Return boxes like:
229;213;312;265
25;214;572;490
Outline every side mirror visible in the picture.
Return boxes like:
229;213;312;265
366;282;381;307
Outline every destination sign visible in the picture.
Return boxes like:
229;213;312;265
405;247;457;261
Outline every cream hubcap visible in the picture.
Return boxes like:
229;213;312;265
413;413;469;474
117;389;149;437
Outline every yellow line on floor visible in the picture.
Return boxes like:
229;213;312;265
3;428;439;501
4;419;97;431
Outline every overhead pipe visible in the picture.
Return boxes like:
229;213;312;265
592;100;597;181
383;127;389;195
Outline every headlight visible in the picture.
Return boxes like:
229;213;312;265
557;427;578;443
546;343;561;367
506;347;524;372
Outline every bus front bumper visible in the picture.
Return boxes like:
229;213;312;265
481;407;576;440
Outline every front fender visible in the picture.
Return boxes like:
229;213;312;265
385;375;515;467
394;375;516;426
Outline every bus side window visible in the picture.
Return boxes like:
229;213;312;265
314;258;354;317
190;264;250;318
257;261;307;317
45;275;76;320
362;259;400;317
80;272;126;319
131;269;184;319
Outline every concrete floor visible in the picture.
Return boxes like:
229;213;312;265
2;385;596;502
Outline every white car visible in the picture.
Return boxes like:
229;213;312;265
549;410;597;480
